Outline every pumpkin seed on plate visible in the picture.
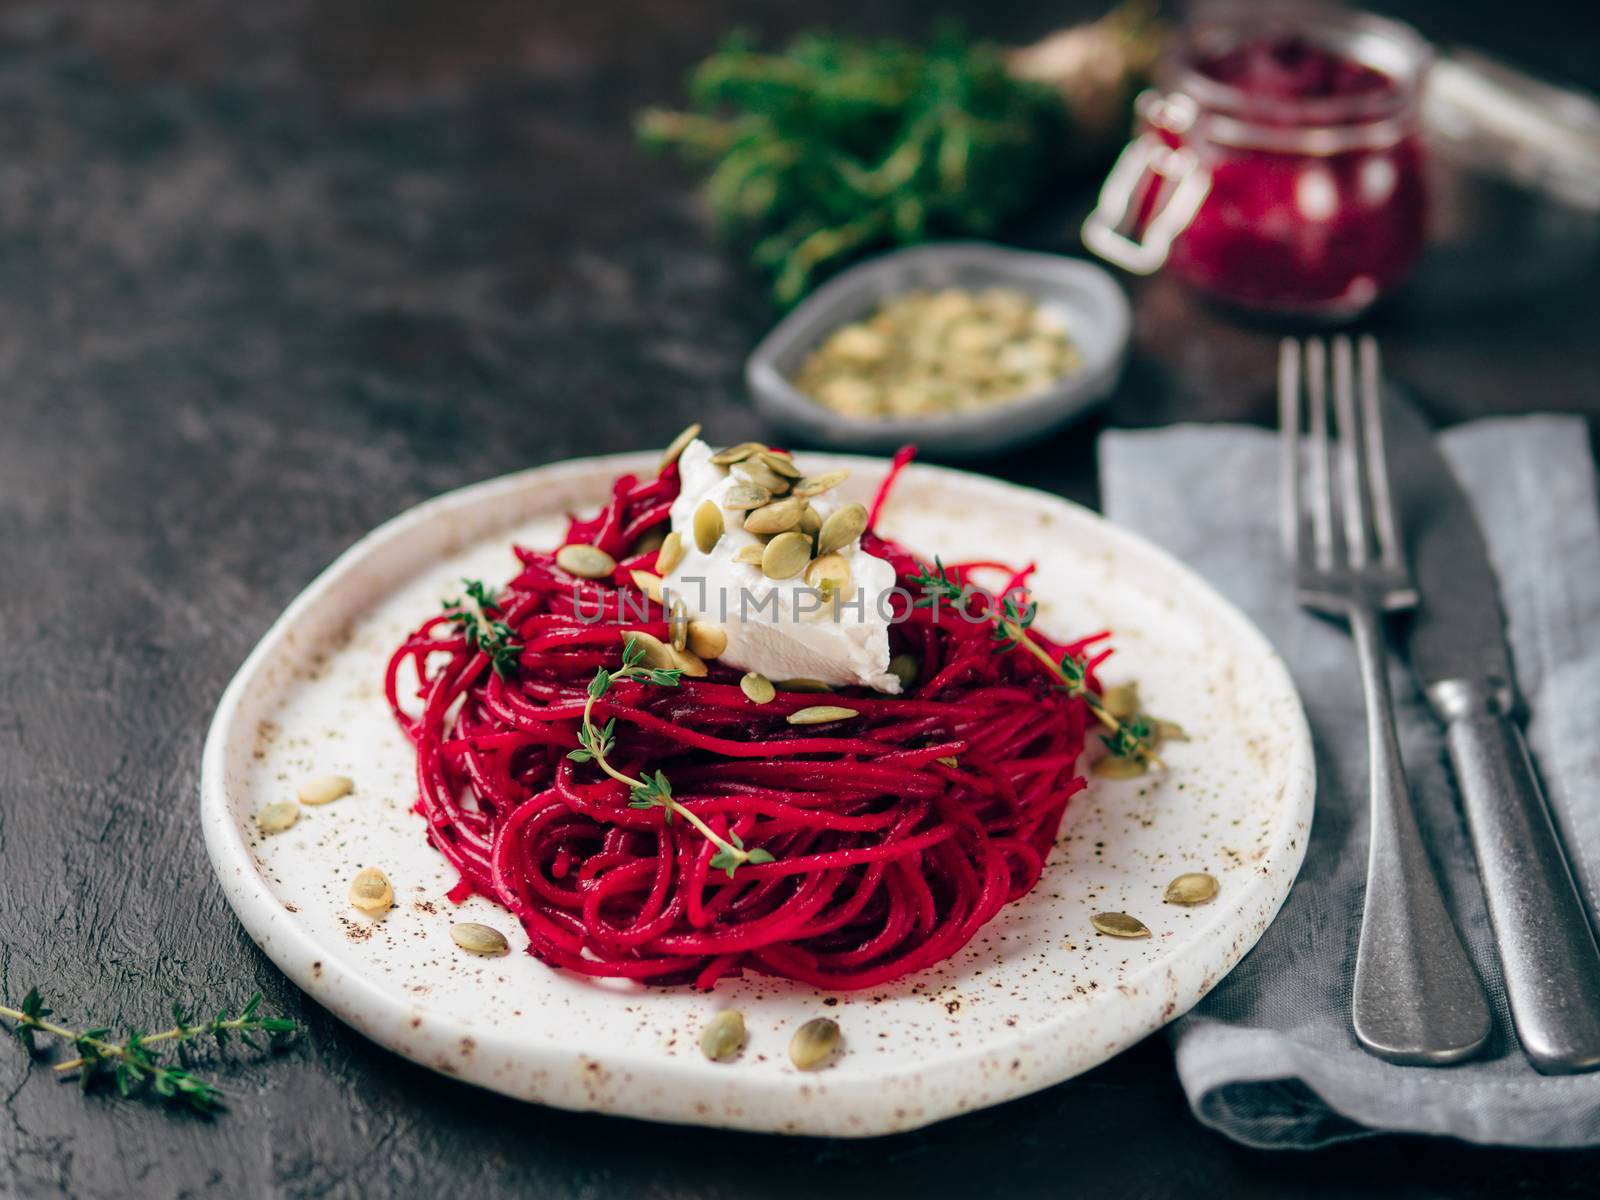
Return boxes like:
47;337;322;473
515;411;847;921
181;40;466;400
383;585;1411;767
700;1010;746;1062
450;922;510;956
693;500;724;554
757;450;802;478
1101;684;1140;721
743;496;807;535
629;569;664;603
687;620;727;660
670;646;709;677
804;553;851;596
762;531;813;580
793;469;850;498
788;1018;840;1070
1164;872;1219;906
733;544;767;566
798;504;823;537
816;503;869;555
256;801;299;835
734;459;790;495
1091;912;1151;939
556;543;617;580
787;705;859;725
1155;719;1188;744
659;422;702;471
655;531;686;576
888;654;919;691
349;867;394;914
669;596;690;652
740;673;776;704
777;677;832;692
623;631;677;671
722;483;772;511
709;441;765;466
298;774;353;806
1092;755;1148;780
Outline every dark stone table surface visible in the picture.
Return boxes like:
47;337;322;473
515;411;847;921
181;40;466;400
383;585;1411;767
2;1;1597;1196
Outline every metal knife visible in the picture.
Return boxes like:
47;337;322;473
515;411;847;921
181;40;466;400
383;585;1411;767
1386;394;1600;1073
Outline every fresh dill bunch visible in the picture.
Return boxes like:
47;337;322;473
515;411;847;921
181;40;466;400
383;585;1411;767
639;27;1066;305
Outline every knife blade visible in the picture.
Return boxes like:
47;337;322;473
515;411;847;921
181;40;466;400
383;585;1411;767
1386;393;1600;1073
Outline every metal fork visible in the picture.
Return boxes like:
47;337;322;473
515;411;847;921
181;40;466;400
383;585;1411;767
1280;335;1491;1065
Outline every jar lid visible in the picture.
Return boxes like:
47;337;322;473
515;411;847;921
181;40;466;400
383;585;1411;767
1425;49;1600;212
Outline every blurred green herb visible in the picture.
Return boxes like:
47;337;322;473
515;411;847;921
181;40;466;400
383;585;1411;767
1;988;299;1115
638;6;1159;304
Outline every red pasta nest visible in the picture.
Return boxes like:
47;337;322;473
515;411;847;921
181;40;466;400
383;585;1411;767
385;453;1109;990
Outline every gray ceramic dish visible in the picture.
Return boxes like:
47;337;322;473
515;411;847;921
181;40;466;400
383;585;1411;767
746;242;1131;458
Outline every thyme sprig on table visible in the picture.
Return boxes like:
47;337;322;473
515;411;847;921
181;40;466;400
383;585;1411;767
1;989;299;1114
911;557;1163;769
444;579;522;678
571;636;776;878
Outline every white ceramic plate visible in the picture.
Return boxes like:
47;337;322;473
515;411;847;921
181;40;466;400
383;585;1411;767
201;452;1313;1137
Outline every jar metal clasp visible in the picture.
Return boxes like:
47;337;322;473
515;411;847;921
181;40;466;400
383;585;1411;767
1082;90;1213;275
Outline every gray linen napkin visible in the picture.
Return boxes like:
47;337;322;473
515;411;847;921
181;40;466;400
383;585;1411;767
1099;416;1600;1149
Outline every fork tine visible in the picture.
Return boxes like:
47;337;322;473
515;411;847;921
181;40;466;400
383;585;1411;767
1277;338;1303;558
1359;335;1404;571
1331;335;1370;568
1305;338;1336;571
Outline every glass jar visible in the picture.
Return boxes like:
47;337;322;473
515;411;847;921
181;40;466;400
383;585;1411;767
1083;4;1435;319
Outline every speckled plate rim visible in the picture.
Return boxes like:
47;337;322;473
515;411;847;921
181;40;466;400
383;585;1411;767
200;451;1314;1137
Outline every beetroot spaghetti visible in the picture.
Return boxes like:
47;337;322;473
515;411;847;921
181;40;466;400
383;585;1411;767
384;439;1127;990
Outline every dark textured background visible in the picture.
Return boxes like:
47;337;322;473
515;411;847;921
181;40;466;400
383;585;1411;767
2;1;1598;1196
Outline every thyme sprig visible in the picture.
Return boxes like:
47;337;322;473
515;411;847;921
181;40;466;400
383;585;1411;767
911;558;1164;769
570;635;776;878
1;988;299;1114
443;579;522;678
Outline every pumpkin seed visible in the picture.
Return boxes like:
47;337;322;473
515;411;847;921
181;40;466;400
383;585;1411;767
1164;872;1219;906
699;1010;746;1062
722;482;772;511
669;596;690;652
734;459;790;495
816;503;869;555
687;620;727;660
631;526;666;557
670;646;709;677
629;569;664;603
798;504;823;537
788;1017;840;1070
936;755;960;768
298;774;354;807
1091;912;1151;939
757;450;802;478
623;631;677;671
709;441;765;466
777;677;833;692
655;531;686;576
787;705;859;725
1155;719;1189;744
740;673;776;704
888;654;919;691
733;544;767;566
743;496;807;535
693;500;724;554
804;553;851;596
793;469;850;498
556;543;617;580
1092;755;1148;780
349;867;394;914
256;801;299;835
1101;684;1140;721
762;531;813;580
450;922;510;956
659;422;702;471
